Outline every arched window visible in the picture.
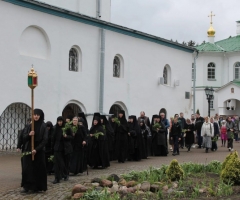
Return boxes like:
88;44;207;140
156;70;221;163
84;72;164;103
207;62;215;79
62;103;82;120
113;56;120;77
163;64;171;85
234;62;240;79
69;48;78;72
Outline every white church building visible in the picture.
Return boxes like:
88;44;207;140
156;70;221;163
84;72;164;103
194;18;240;117
0;0;195;150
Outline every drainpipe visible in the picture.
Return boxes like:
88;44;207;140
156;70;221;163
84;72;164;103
98;0;105;113
193;50;199;114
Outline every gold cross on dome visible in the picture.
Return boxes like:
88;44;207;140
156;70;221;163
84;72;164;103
208;11;215;24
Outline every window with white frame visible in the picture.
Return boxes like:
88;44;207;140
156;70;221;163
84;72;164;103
210;100;214;109
234;62;240;79
69;48;78;72
113;56;120;78
207;62;215;79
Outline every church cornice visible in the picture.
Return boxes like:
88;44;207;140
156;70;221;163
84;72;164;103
3;0;195;53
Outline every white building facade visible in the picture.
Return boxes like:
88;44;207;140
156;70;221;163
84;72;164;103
194;20;240;117
0;0;194;150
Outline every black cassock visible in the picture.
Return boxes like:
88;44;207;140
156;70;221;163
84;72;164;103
109;119;118;160
70;125;87;174
115;116;128;163
152;122;167;156
139;122;151;159
89;122;110;168
127;120;142;161
22;118;48;191
185;123;195;147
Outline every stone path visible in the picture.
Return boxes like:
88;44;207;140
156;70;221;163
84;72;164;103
1;142;240;199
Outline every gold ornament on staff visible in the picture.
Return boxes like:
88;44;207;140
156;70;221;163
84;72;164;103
27;65;38;161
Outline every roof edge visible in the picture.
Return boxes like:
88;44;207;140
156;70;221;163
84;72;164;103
3;0;195;53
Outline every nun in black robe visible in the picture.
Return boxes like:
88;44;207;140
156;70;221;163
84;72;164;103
21;109;48;193
89;116;110;169
127;116;142;161
45;121;54;174
185;119;195;152
115;110;128;163
139;119;151;159
70;117;87;174
151;115;167;156
52;116;73;184
109;116;118;160
101;115;114;161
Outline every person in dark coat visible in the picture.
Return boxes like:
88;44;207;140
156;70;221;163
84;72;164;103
21;109;48;193
178;112;186;148
139;119;151;159
45;121;54;174
115;110;128;163
211;117;219;151
151;115;167;156
109;116;118;160
52;116;73;184
127;115;142;161
170;117;182;156
185;119;195;152
137;111;151;127
69;117;87;175
101;115;114;161
195;110;204;148
89;116;110;169
78;112;89;131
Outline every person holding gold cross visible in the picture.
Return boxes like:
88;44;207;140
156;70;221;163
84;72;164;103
21;109;48;193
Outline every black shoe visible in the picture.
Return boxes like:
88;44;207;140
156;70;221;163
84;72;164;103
177;152;180;155
172;153;176;156
64;176;69;181
205;149;208;153
20;188;29;193
53;179;60;184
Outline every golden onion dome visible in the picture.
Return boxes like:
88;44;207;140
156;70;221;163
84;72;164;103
207;24;215;36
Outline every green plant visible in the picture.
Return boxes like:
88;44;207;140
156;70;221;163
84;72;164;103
221;151;240;185
166;159;184;181
217;180;233;196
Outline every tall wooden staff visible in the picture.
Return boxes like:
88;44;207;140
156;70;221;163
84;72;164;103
28;66;38;161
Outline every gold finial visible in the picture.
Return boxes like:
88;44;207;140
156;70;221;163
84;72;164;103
207;11;216;37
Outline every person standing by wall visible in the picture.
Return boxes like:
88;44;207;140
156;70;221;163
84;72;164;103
226;116;237;151
195;110;204;148
201;117;214;153
170;117;182;156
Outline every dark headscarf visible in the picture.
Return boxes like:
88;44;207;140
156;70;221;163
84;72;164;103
90;116;102;133
66;115;73;121
46;121;53;130
101;115;114;133
55;116;65;131
91;113;101;125
150;114;160;128
139;119;146;129
118;110;127;125
78;112;88;129
33;108;44;141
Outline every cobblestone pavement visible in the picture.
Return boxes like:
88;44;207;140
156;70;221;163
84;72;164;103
1;142;240;200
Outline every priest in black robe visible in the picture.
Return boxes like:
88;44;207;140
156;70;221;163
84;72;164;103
139;119;151;159
45;121;54;175
21;109;48;193
115;110;128;163
151;115;167;156
89;116;110;169
70;117;87;175
109;116;118;160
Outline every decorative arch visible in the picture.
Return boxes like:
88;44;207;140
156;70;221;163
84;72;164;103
69;45;82;72
109;101;128;118
19;25;51;59
62;100;86;120
113;54;124;78
234;62;240;80
0;103;31;150
163;64;171;85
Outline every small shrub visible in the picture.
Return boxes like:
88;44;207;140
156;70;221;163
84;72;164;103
166;159;184;181
222;152;237;171
221;151;240;185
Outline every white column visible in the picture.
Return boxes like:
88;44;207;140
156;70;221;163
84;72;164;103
208;36;214;44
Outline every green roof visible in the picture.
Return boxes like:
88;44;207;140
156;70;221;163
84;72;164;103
233;80;240;87
196;35;240;52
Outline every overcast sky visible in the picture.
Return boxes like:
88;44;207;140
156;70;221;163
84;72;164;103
111;0;240;45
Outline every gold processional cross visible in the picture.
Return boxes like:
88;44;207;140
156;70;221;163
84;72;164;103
208;11;215;24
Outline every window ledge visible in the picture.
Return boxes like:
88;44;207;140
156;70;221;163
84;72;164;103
163;84;173;88
210;109;215;111
208;79;216;81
